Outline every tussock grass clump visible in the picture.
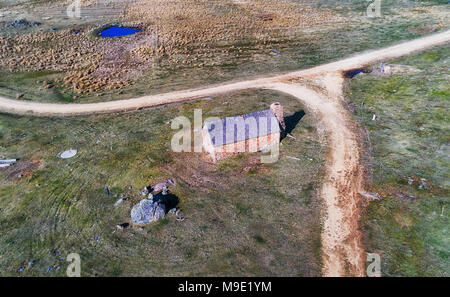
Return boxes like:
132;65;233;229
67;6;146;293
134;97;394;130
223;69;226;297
126;0;343;59
0;0;343;95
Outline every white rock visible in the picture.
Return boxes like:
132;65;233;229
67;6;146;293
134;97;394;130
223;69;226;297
60;149;77;159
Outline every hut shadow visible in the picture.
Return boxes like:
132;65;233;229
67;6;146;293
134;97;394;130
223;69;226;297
283;110;305;138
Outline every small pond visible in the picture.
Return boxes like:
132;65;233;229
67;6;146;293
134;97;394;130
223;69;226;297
100;26;141;37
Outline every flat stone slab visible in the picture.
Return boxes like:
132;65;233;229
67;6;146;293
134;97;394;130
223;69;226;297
59;149;77;159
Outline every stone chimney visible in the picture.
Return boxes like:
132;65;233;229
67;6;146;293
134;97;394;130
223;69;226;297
270;102;286;131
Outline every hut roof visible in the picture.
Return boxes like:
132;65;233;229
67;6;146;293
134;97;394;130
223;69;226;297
204;109;280;147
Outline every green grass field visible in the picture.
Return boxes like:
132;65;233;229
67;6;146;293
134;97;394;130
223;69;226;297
0;89;325;276
344;46;449;276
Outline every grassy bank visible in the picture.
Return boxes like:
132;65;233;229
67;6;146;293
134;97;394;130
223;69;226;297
344;46;449;276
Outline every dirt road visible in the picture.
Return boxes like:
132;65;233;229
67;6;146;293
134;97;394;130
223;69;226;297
0;30;448;276
268;77;366;276
0;30;448;116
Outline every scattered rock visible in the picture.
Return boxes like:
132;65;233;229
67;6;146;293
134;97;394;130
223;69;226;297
114;198;125;206
286;155;301;161
406;176;432;190
150;178;176;194
16;93;24;99
360;192;382;200
5;19;41;28
116;222;130;230
418;178;432;190
0;158;16;164
139;186;150;196
394;191;416;201
131;198;166;225
382;64;421;75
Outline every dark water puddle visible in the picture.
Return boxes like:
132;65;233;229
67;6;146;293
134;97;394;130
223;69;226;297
100;26;142;37
345;68;370;78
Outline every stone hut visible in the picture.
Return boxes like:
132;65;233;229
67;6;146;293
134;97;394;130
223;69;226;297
202;102;285;161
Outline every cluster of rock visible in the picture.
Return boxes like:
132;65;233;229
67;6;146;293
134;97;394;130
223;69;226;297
131;179;177;225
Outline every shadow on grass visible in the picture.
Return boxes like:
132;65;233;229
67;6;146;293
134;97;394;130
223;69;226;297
284;110;305;136
153;192;179;212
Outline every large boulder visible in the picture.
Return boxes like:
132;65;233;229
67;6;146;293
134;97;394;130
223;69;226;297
131;199;166;225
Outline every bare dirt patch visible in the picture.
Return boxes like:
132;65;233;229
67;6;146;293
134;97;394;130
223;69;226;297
267;80;365;276
1;159;40;183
